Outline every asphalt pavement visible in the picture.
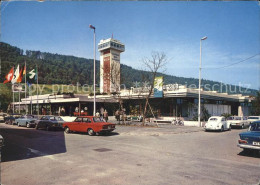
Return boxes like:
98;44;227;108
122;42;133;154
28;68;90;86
0;123;259;185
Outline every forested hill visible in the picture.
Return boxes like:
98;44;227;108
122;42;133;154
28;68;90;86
0;42;257;96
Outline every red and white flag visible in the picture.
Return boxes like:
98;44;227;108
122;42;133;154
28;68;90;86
3;67;14;84
11;65;20;84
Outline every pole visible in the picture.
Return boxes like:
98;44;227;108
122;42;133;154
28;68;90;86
36;65;39;116
93;28;96;116
12;87;14;113
30;87;32;114
198;36;207;127
198;39;202;127
19;90;21;114
25;61;27;114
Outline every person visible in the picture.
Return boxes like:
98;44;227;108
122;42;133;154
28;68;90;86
95;111;100;117
103;109;108;122
115;110;120;121
61;107;65;116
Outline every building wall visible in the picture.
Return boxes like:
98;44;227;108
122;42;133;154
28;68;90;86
238;106;249;116
100;49;121;94
204;104;231;116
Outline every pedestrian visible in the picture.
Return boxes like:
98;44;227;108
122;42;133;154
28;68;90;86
95;111;100;117
115;110;120;121
103;109;108;122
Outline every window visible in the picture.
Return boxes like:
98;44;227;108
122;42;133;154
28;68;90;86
249;123;260;131
93;117;103;122
75;118;82;122
234;117;241;120
83;118;91;123
221;118;226;121
50;117;56;121
209;118;218;121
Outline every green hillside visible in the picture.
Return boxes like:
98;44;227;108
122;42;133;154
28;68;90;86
0;42;258;111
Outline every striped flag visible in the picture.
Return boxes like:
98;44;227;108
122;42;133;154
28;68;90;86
3;67;14;84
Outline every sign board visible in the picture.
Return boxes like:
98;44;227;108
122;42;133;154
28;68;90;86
154;76;163;98
12;84;23;92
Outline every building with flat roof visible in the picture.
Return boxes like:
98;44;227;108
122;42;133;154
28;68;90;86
12;84;252;119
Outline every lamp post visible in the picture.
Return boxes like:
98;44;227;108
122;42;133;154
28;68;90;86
89;24;96;116
198;36;207;127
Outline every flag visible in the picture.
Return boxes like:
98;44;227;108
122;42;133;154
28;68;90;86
23;65;26;75
89;24;95;29
17;65;25;83
11;65;20;84
26;68;37;86
3;67;14;84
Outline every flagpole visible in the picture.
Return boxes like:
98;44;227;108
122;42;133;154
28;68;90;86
30;87;32;114
19;90;21;114
25;61;27;114
12;87;14;113
36;64;39;116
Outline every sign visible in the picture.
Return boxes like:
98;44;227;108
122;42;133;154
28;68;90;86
12;84;23;92
154;76;163;98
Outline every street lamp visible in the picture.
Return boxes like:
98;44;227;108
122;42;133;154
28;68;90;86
89;24;96;116
198;36;207;127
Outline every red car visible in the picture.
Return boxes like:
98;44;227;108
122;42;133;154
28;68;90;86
63;116;116;136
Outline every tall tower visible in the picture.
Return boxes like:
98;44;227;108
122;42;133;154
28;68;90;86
98;38;125;94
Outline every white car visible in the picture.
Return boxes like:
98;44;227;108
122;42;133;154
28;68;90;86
204;116;231;132
0;113;7;123
247;116;260;124
227;116;249;129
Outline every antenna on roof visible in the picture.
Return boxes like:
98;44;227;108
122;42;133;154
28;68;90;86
112;33;113;39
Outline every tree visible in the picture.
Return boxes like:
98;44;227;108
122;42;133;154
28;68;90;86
141;51;167;125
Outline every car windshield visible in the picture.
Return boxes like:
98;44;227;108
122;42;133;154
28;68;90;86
227;117;234;120
249;123;260;131
55;117;63;121
234;117;241;120
49;117;56;121
209;118;218;121
93;117;103;122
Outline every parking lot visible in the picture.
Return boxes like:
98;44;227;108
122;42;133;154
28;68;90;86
0;123;259;185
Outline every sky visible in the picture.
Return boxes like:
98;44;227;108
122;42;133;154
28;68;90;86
1;1;260;90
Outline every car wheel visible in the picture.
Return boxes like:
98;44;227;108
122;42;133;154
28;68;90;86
221;126;224;132
26;123;30;128
88;128;95;136
17;123;20;127
64;127;71;134
229;125;231;131
241;124;244;129
35;125;39;130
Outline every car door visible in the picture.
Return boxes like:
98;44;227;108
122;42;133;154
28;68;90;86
38;116;46;128
72;117;82;131
81;117;92;132
222;117;227;130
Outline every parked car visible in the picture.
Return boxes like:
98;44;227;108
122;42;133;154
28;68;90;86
16;115;38;128
227;116;249;129
35;116;65;131
204;116;231;132
63;116;116;136
247;116;260;124
237;121;260;152
0;113;7;123
4;114;22;125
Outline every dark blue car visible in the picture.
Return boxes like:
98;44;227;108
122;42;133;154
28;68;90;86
238;121;260;152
